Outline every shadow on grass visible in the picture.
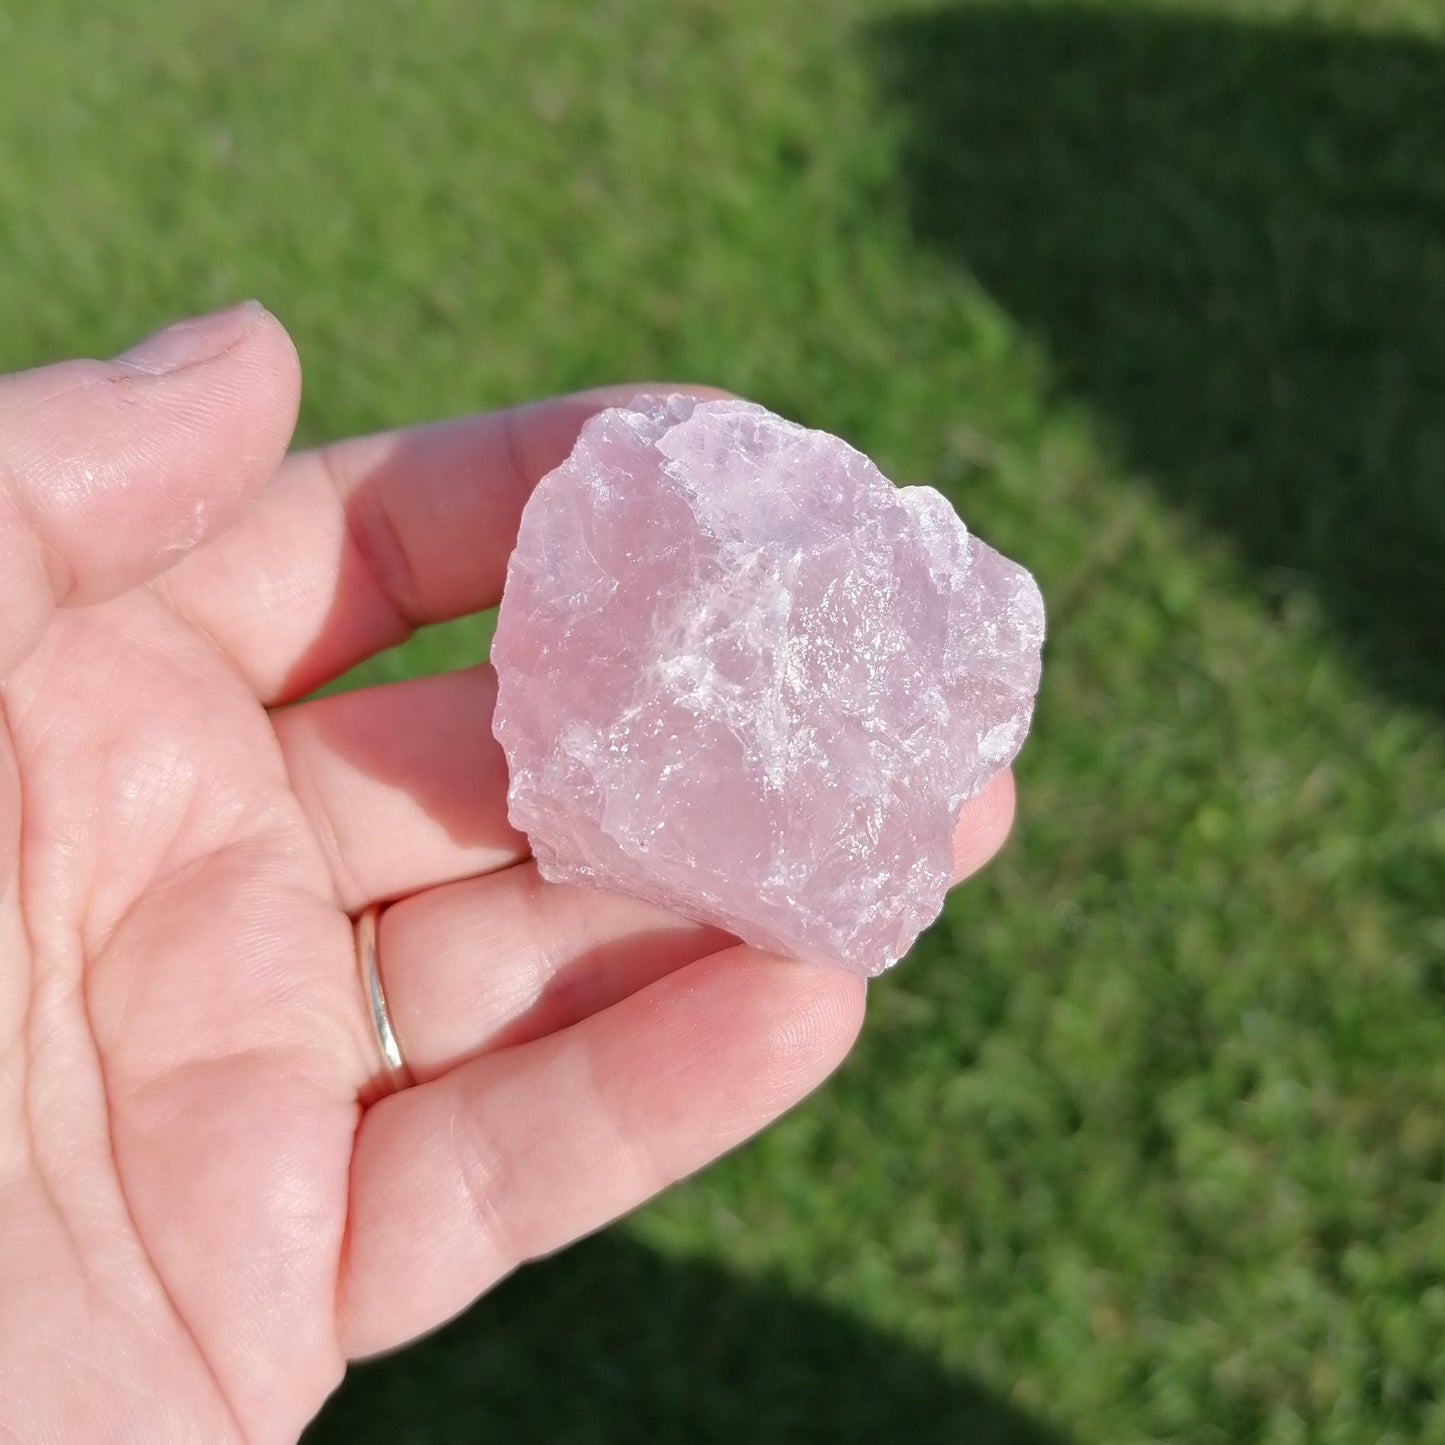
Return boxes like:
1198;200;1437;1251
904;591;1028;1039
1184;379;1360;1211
304;1232;1066;1444
875;3;1445;714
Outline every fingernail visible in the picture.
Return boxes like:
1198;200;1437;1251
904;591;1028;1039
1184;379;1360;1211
116;300;266;376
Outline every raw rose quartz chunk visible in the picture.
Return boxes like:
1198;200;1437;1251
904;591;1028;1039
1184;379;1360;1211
491;395;1044;975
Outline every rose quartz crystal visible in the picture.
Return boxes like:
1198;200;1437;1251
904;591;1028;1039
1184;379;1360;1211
491;395;1044;975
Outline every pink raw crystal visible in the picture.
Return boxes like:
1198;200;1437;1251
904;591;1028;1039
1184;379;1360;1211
491;395;1044;976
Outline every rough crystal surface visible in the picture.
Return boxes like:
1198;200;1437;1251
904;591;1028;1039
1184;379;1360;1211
491;395;1045;975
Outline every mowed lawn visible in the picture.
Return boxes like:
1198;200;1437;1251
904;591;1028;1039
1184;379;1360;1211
4;0;1444;1440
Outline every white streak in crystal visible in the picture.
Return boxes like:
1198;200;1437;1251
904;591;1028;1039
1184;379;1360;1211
491;395;1045;976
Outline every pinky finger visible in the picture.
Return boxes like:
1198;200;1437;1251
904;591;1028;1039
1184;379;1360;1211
337;947;865;1357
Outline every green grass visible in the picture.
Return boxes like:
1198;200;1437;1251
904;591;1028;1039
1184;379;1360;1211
4;0;1444;1440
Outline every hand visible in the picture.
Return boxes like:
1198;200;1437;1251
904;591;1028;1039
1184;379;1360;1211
0;304;1016;1443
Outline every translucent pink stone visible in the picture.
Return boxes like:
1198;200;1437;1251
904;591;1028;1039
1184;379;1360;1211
491;395;1044;975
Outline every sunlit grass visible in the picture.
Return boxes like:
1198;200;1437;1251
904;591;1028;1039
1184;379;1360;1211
4;1;1443;1440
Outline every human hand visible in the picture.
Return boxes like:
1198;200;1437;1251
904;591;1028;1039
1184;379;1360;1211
0;304;1017;1443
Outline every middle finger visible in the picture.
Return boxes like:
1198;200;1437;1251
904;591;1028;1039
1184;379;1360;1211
271;662;523;911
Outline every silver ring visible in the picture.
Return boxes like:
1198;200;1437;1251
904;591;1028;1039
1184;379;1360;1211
355;903;413;1096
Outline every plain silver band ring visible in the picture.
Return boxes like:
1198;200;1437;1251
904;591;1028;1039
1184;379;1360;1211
355;903;413;1095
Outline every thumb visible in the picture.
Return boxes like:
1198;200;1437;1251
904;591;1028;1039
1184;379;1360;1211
0;301;301;676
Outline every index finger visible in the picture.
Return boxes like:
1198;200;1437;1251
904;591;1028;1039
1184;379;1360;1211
160;385;727;704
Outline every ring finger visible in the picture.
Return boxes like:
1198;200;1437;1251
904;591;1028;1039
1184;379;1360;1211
373;768;1017;1081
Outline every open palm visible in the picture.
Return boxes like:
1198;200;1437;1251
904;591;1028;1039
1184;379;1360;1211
0;305;1014;1443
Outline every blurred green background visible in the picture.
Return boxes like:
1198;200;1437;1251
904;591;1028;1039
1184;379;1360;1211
4;0;1444;1440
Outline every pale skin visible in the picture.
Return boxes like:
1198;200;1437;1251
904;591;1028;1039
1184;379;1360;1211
0;303;1016;1444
